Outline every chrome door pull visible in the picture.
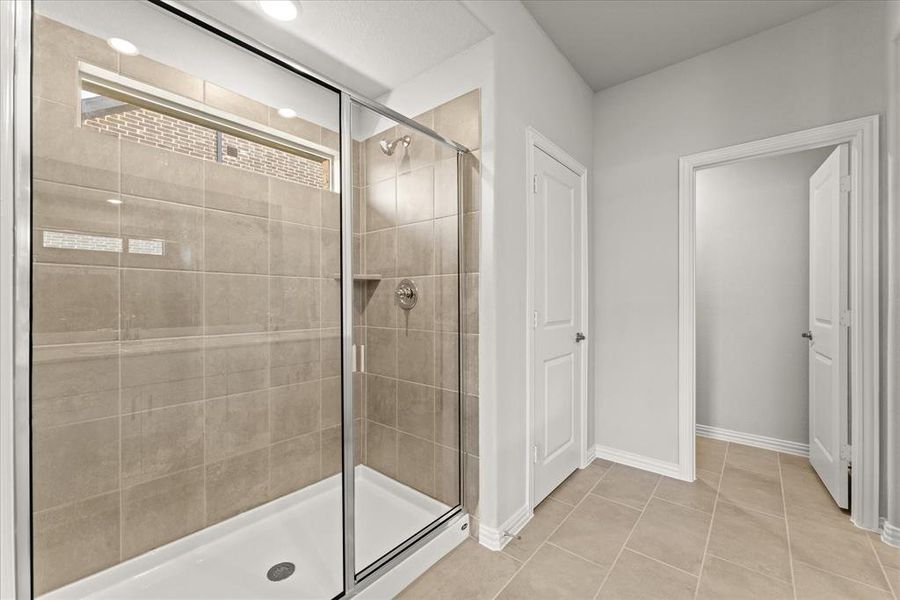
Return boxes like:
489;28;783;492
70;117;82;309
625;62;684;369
575;332;586;343
802;330;813;341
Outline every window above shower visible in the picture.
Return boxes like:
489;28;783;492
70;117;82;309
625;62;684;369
77;64;338;191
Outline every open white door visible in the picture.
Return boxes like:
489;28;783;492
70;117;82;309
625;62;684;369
532;147;583;505
807;144;850;509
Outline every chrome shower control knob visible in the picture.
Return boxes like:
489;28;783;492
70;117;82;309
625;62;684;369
395;279;418;310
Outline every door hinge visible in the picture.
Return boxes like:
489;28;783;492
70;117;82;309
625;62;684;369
533;310;538;329
532;445;539;464
533;174;538;194
840;310;852;328
840;444;852;463
839;175;851;193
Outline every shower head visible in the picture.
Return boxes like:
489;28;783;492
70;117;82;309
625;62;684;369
379;135;411;156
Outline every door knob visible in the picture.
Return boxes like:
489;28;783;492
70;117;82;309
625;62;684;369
801;330;813;341
575;332;586;343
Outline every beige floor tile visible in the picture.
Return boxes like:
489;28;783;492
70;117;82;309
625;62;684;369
707;501;791;582
696;556;793;600
790;516;890;590
591;464;659;509
795;562;893;599
884;566;900;595
869;532;900;571
398;539;520;600
549;494;641;567
781;460;853;529
497;543;606;599
778;452;810;468
503;498;573;562
626;498;711;575
597;549;697;600
549;460;612;506
696;436;727;473
718;465;784;517
725;443;780;476
653;469;719;514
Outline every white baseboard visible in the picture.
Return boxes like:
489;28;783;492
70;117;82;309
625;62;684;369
882;520;900;548
591;444;681;479
479;504;531;551
696;424;808;457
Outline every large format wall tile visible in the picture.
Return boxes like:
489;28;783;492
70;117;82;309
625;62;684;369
205;390;270;462
205;334;270;398
270;221;321;277
204;160;269;217
122;269;202;340
121;403;205;486
33;98;120;192
205;210;269;274
122;142;204;206
32;418;120;511
33;15;117;107
121;338;204;413
121;195;204;271
204;274;268;335
122;468;205;559
33;264;119;345
32;343;119;428
205;448;270;525
32;181;121;267
32;492;121;595
269;178;321;226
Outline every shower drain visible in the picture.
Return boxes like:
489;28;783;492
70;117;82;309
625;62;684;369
267;562;296;582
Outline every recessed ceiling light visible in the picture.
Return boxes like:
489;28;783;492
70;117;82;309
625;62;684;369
107;37;139;56
277;107;297;119
258;0;298;22
107;198;123;205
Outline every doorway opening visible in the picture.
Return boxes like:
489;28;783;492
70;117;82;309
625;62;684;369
677;116;881;532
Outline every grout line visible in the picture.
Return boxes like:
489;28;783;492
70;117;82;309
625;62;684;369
778;452;799;600
692;440;728;600
592;475;663;599
544;540;608;569
625;548;700;579
867;533;898;599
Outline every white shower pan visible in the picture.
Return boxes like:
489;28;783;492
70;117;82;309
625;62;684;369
40;466;456;600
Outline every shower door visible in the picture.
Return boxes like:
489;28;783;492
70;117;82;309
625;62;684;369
27;2;346;598
16;1;467;598
346;100;465;583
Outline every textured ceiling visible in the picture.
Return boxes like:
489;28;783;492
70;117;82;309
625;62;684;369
182;0;492;98
523;0;838;91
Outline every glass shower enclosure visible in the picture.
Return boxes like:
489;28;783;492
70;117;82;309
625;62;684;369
13;1;469;597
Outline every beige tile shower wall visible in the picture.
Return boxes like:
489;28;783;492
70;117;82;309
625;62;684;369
30;16;353;594
359;91;481;529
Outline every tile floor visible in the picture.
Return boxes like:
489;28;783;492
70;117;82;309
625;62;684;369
399;437;900;599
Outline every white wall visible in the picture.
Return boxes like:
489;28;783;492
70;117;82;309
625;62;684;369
592;1;887;466
461;0;593;536
695;148;832;445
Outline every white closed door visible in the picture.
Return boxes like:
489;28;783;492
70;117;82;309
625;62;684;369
532;147;583;505
807;144;850;509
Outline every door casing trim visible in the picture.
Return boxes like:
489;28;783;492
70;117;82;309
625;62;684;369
524;126;590;517
677;115;881;531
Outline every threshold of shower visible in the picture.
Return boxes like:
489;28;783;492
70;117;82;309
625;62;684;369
39;466;465;600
